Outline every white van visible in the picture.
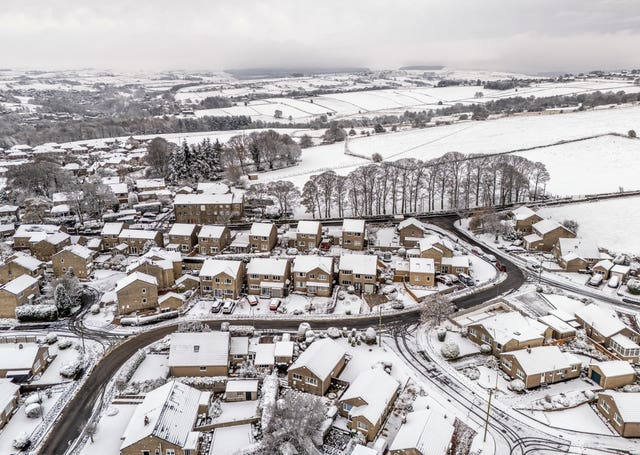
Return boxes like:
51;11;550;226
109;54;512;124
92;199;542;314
588;274;604;287
608;276;620;288
222;300;236;314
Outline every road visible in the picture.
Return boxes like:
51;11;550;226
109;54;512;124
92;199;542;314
40;217;525;454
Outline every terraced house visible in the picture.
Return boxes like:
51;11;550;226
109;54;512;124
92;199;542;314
296;220;322;252
199;259;244;299
198;225;231;255
292;256;334;296
174;192;244;224
247;258;291;298
249;222;278;252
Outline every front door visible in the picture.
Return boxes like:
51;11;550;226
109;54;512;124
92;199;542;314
261;287;271;297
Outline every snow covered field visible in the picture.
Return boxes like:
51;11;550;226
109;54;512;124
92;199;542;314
538;196;640;255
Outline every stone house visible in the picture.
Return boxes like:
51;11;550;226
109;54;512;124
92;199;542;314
118;229;164;255
199;259;244;299
174;193;244;224
115;272;158;315
168;223;200;253
168;332;229;377
588;361;636;389
198;225;231;255
0;254;45;285
500;346;581;389
0;275;40;318
523;219;576;252
338;254;378;294
397;217;428;247
342;219;366;251
249;222;278;252
292;256;334;297
508;206;543;234
51;244;95;279
288;339;346;396
100;222;124;250
296;220;322;252
246;258;291;298
596;392;640;437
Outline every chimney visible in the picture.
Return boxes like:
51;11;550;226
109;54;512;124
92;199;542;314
144;415;149;425
526;347;531;353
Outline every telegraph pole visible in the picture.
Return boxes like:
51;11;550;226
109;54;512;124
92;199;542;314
378;305;382;347
483;388;493;442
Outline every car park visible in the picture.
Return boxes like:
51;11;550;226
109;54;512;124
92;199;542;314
210;299;223;313
269;298;282;311
222;300;236;314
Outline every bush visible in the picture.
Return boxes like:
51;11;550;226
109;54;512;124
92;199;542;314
90;303;100;314
12;432;30;450
297;322;311;339
364;327;377;345
25;403;42;418
16;304;58;322
58;338;73;350
45;332;58;344
326;327;341;339
60;357;85;379
509;379;525;392
628;279;640;295
480;344;492;354
629;129;637;138
441;341;460;359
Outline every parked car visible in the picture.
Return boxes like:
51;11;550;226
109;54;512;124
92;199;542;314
458;273;475;286
222;300;236;314
608;276;620;288
527;262;542;272
471;248;482;256
588;274;604;287
391;301;405;310
484;254;497;263
446;274;460;284
247;295;259;306
269;298;282;311
436;274;452;285
210;299;223;313
495;262;507;272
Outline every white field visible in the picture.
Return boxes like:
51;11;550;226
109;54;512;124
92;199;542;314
538;196;640;255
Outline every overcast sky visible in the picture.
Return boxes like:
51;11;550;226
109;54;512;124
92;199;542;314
3;0;640;74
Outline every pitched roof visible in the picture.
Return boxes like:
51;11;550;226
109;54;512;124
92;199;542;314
168;332;230;368
8;254;43;272
1;274;38;295
199;225;227;239
599;392;640;422
503;346;581;375
116;272;157;291
101;222;124;236
174;193;240;205
249;222;275;237
289;338;345;379
389;407;454;454
119;229;159;240
247;258;289;277
339;254;377;275
292;256;333;274
511;206;539;221
340;368;399;424
200;259;242;278
533;219;569;236
409;257;435;274
57;244;94;260
575;304;627;338
342;219;365;233
0;343;42;370
397;217;425;232
14;224;60;239
120;381;201;450
557;238;600;261
592;360;635;377
470;311;547;345
168;224;197;237
297;220;321;235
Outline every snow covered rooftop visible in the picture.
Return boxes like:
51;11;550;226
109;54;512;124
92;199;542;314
503;346;581;375
168;223;197;237
119;229;159;240
197;182;229;194
159;292;184;304
120;380;201;450
575;304;627;338
8;253;43;271
342;219;365;233
198;225;227;239
591;360;635;377
537;314;576;335
58;244;94;260
249;222;275;237
254;343;275;366
389;407;454;454
0;379;19;415
533;218;565;235
292;255;333;274
297;220;321;235
116;272;157;291
441;255;470;268
247;258;289;277
274;341;294;358
397;217;425;231
225;379;259;393
14;224;60;238
340;368;399;425
594;259;614;271
599;392;640;422
42;232;70;246
409;257;435;274
135;178;165;189
174;193;240;205
289;338;345;379
1;274;38;295
0;343;42;370
511;206;538;221
200;259;242;278
557;238;600;260
108;183;128;194
469;311;547;345
229;337;249;356
339;254;377;275
168;332;230;368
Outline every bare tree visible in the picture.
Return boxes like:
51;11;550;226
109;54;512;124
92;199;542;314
145;137;172;178
420;294;455;327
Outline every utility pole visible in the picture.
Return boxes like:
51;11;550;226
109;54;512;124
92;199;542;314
378;305;383;347
483;387;493;442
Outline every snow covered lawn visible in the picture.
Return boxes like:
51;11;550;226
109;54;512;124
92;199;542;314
209;424;254;455
129;353;169;383
337;339;410;384
211;400;259;427
79;405;137;455
432;330;481;358
526;403;615;435
32;338;83;385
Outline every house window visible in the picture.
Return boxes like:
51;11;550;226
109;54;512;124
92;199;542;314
297;282;306;288
142;451;150;455
224;289;233;295
342;403;353;412
142;288;147;294
181;244;189;252
292;373;302;381
225;279;232;284
614;413;622;426
215;278;221;284
309;274;315;279
250;285;260;290
357;421;368;431
250;274;259;279
342;280;351;285
516;369;524;380
210;247;218;253
355;274;361;279
306;377;318;386
299;241;306;246
600;400;610;414
199;366;206;371
142;298;147;304
319;274;327;280
194;345;200;353
60;258;64;263
155;449;160;455
501;359;512;369
166;450;176;455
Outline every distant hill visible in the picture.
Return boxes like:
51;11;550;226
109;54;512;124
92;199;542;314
399;65;444;71
224;67;370;79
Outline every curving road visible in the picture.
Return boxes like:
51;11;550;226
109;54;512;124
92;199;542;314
39;217;525;454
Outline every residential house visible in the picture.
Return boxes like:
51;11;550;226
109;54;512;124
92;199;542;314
0;379;19;430
253;343;276;370
592;259;614;280
247;258;291;298
338;254;379;294
120;381;201;455
158;292;185;311
115;272;158;315
118;229;164;255
128;257;176;289
168;332;230;377
397;217;428;247
144;248;183;281
0;205;19;221
229;233;250;254
13;224;61;250
168;223;200;253
31;232;71;261
292;256;334;297
338;368;400;441
199;259;244;299
0;343;49;380
553;238;601;272
176;274;200;292
249;222;278;252
296;220;322;252
0;224;15;239
225;380;259;402
51;244;95;279
575;304;640;362
198;225;231;255
288;338;347;396
229;336;251;366
596;392;640;437
418;235;454;272
108;182;129;204
342;219;366;251
274;340;295;365
508;206;543;234
101;222;124;250
523;219;576;252
134;178;166;192
0;275;40;318
0;254;45;285
588;361;636;389
466;311;551;356
440;256;471;275
174;193;244;224
394;258;435;287
537;314;576;340
499;346;582;389
389;407;455;455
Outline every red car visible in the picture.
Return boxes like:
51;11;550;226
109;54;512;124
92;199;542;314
495;262;507;272
247;295;259;306
269;298;282;311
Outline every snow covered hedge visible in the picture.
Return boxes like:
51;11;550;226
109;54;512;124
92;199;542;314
174;376;227;389
115;349;146;388
628;279;640;295
15;304;58;322
60;356;85;379
441;341;460;359
12;432;30;450
261;372;279;432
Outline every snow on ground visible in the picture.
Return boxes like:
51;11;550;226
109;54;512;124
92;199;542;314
32;339;83;385
526;403;615;435
211;400;259;426
469;255;498;283
538;196;640;255
209;424;254;455
79;404;137;455
129;353;169;383
436;330;481;358
337;338;410;384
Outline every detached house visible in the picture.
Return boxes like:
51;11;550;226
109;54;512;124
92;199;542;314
553;238;601;272
524;219;575;252
52;244;95;279
296;220;322;252
596;392;640;437
394;258;436;287
338;368;400;441
199;259;244;299
575;304;640;362
168;223;200;253
397;217;428;247
342;219;366;251
389;407;455;455
127;257;176;289
0;275;40;318
0;379;19;430
247;258;291;298
13;224;62;250
120;381;202;455
0;254;45;285
168;332;230;377
118;229;164;255
292;256;334;296
288;338;347;396
417;236;454;272
0;343;49;380
249;222;278;252
115;272;158;315
508;206;543;234
339;254;378;294
31;233;71;261
198;225;231;255
500;346;582;389
101;222;124;250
